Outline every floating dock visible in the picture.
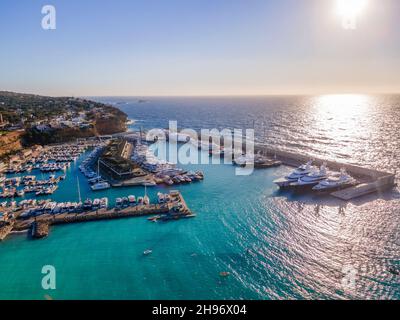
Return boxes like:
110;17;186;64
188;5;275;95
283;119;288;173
256;145;396;201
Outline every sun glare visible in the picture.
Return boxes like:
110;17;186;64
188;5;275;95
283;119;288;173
336;0;368;29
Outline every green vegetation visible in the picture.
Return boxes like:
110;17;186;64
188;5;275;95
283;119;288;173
0;91;128;146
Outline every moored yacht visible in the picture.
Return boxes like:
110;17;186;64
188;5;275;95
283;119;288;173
143;195;150;205
128;195;136;206
274;160;314;188
312;169;357;192
100;197;108;209
290;164;329;191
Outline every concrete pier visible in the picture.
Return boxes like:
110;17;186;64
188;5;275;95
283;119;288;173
12;192;192;240
256;145;396;200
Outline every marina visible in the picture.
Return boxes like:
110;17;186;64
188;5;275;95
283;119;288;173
257;146;396;200
0;95;399;300
1;190;193;241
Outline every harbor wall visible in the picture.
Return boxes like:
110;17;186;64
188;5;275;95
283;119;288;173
255;145;394;181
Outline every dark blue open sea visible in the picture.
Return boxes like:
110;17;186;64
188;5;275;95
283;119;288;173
0;95;399;300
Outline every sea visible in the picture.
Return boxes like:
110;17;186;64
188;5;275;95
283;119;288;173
0;94;399;300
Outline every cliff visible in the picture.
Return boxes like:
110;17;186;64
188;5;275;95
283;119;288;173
0;131;23;158
0;91;128;146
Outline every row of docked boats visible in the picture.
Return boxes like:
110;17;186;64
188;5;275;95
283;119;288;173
1;184;59;199
131;142;205;186
4;144;87;174
0;174;65;198
233;153;282;168
78;146;111;191
5;164;34;174
154;170;204;186
5;161;69;174
148;191;195;222
1;175;64;187
17;197;109;218
39;162;70;172
34;144;87;163
274;161;358;193
115;193;150;209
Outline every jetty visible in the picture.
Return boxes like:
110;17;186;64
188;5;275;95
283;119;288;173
256;145;396;201
0;221;14;241
12;191;193;240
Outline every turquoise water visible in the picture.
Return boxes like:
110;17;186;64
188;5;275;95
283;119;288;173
1;147;399;300
1;95;399;300
0;150;284;300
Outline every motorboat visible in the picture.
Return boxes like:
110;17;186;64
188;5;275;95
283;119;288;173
157;192;165;204
143;250;153;256
313;169;357;192
92;199;100;209
100;197;108;209
115;198;123;208
83;198;93;210
128;195;136;205
143;195;150;205
274;160;315;188
290;164;329;191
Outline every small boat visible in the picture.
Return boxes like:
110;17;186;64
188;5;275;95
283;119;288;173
163;177;174;185
143;195;150;205
100;197;108;209
92;198;100;209
147;215;161;222
115;198;123;208
91;181;111;191
83;198;93;210
157;192;165;204
143;250;153;256
128;195;136;205
219;272;230;277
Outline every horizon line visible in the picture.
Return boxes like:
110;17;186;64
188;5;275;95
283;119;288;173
2;89;400;99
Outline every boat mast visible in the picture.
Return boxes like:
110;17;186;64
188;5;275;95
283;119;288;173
97;159;100;182
77;175;82;203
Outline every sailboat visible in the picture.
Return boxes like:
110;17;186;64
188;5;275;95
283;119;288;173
76;176;83;211
91;159;111;191
143;185;150;205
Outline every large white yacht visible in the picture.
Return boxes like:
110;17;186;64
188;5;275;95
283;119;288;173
290;164;329;190
274;160;314;188
312;169;357;192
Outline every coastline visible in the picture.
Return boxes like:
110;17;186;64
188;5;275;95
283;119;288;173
0;95;399;300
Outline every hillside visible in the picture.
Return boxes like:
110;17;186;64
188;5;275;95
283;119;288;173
0;131;23;159
0;91;128;147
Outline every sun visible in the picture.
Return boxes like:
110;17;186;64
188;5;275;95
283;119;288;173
336;0;368;29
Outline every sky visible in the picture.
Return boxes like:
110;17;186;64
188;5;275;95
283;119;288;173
0;0;399;96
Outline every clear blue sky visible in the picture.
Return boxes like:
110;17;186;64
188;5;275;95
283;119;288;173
0;0;399;96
